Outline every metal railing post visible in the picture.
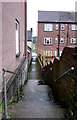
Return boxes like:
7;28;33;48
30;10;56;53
3;70;8;119
17;75;20;101
20;69;22;85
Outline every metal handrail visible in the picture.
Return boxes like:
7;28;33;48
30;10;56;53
2;56;27;119
55;67;74;82
21;67;26;72
2;67;24;119
2;68;18;75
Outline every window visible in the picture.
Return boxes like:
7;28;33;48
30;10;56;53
47;51;52;56
44;38;52;45
45;51;52;56
56;24;58;30
70;38;76;44
61;24;64;30
44;24;53;31
15;20;20;56
44;51;52;56
60;37;64;44
48;51;50;56
72;25;77;30
55;38;58;43
54;51;57;57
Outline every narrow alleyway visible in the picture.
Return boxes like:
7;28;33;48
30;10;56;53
9;55;65;118
28;55;41;80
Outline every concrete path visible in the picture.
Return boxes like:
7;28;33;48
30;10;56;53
28;56;41;80
10;80;65;118
9;56;65;118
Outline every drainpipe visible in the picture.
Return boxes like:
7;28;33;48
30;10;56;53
66;24;69;46
58;22;60;58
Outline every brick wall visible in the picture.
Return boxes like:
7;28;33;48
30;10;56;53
37;22;77;57
42;46;77;117
6;57;28;101
2;2;26;79
0;2;27;103
37;23;58;56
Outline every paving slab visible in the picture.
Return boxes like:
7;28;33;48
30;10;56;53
10;80;65;118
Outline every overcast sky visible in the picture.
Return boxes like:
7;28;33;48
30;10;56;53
27;0;76;37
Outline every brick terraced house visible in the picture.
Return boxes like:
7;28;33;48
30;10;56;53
0;1;27;103
37;11;77;59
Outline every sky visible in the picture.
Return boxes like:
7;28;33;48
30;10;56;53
27;0;77;37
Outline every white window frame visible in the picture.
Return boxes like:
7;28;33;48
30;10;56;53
60;37;64;44
45;51;52;56
15;20;20;56
61;24;64;30
72;24;77;30
44;38;52;45
56;24;58;30
48;51;50;56
70;38;76;44
55;38;58;43
44;24;53;31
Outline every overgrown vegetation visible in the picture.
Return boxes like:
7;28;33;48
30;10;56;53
27;62;32;80
0;101;4;115
19;84;24;98
7;80;27;118
32;49;36;53
36;61;41;80
8;79;27;108
28;57;42;80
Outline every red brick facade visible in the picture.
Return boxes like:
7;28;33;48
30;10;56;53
0;2;27;91
37;22;77;58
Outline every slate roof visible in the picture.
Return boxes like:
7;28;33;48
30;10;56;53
38;11;77;23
